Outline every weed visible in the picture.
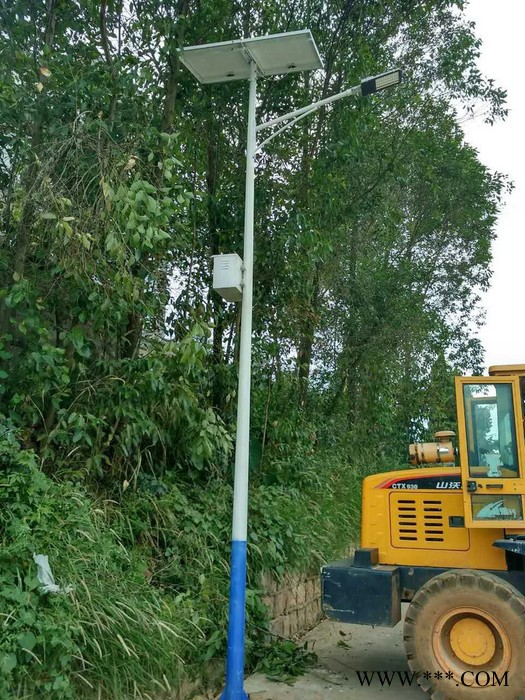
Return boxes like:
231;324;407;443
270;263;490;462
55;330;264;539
0;417;362;697
253;640;318;684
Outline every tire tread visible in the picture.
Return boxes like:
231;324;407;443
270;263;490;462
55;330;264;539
404;569;525;700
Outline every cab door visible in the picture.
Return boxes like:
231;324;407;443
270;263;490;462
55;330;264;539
455;376;525;528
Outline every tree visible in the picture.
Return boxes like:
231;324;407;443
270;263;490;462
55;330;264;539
0;0;508;482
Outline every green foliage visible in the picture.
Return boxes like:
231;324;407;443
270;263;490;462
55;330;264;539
0;422;197;698
0;0;507;478
253;640;317;684
0;0;511;696
119;445;360;652
0;419;359;697
0;1;508;473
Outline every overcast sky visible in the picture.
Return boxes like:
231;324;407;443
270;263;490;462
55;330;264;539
461;0;524;370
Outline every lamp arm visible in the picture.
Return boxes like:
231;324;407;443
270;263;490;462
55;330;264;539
256;105;319;152
256;83;361;134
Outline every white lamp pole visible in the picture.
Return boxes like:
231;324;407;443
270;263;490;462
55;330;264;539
179;34;401;699
222;59;256;699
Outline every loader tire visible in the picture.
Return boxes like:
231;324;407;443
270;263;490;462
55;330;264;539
403;569;525;700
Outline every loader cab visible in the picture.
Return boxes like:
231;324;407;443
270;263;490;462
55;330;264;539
455;365;525;528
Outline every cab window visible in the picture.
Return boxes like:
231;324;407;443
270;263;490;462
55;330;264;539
463;383;518;477
521;377;525;429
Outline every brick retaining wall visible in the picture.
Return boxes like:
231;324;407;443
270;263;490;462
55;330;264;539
261;571;323;639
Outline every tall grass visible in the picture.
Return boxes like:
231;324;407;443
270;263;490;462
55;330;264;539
1;428;364;698
0;454;200;698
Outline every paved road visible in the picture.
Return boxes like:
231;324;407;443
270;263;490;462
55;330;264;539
245;613;426;700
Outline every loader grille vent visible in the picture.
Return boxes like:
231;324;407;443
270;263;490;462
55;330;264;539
390;491;469;551
397;500;418;541
396;499;445;543
390;490;470;551
423;500;444;542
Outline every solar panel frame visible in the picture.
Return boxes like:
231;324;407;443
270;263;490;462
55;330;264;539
178;30;323;84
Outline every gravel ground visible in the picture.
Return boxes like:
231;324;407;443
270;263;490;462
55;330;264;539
244;613;426;700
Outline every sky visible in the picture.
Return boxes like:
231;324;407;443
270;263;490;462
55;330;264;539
461;0;525;370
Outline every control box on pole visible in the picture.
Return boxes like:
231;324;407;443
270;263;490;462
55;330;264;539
212;253;243;302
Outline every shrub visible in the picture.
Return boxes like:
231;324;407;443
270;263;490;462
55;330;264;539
0;420;195;698
0;417;361;698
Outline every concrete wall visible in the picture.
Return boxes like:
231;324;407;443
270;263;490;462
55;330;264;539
261;571;323;639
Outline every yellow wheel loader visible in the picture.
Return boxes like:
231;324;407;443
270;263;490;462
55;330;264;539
322;365;525;699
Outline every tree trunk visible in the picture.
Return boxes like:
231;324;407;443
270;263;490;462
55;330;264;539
11;0;57;277
206;118;227;409
0;1;57;336
160;0;190;132
297;270;320;407
294;1;358;406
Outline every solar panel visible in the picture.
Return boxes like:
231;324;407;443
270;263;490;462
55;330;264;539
179;30;323;84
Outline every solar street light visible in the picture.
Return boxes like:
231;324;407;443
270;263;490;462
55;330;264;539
179;31;401;700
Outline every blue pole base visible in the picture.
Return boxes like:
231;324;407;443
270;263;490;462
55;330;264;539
221;540;249;700
220;690;249;700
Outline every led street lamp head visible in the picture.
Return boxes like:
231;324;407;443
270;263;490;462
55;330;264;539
360;68;402;96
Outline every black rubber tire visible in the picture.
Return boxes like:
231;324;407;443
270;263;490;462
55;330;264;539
403;569;525;700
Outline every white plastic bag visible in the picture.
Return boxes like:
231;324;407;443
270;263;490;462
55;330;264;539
33;553;73;594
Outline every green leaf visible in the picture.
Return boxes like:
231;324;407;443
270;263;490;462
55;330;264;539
18;631;37;651
72;430;83;443
1;653;17;674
